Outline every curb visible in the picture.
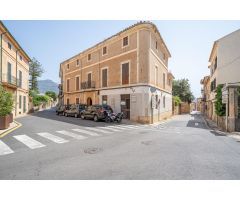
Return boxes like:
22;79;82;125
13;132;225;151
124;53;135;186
201;115;227;135
0;120;22;138
150;116;173;126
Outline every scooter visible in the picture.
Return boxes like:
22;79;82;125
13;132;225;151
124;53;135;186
104;111;124;123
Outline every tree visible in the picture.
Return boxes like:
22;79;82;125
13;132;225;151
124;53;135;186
32;95;50;106
0;85;14;116
173;79;194;103
45;91;57;101
29;57;44;92
173;96;182;106
215;85;226;116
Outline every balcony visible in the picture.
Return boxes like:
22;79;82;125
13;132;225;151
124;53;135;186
1;74;19;89
81;81;96;90
58;84;63;90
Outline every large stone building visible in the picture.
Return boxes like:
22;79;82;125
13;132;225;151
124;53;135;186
59;22;174;123
0;21;31;118
201;29;240;132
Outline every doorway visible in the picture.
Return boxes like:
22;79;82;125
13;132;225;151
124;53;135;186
120;94;130;119
87;97;92;106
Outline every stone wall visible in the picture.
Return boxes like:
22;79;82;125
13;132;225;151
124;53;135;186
180;102;190;114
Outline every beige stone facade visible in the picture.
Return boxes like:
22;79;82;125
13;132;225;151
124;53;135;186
201;29;240;132
0;21;30;118
60;22;174;124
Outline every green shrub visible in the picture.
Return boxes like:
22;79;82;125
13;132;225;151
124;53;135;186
0;85;14;116
173;96;182;106
45;91;57;101
215;85;226;116
33;95;50;106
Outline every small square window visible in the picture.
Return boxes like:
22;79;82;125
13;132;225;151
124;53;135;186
8;42;12;50
123;36;128;47
102;46;107;55
20;55;22;61
88;54;91;61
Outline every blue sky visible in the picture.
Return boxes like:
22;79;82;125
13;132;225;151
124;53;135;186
3;20;240;97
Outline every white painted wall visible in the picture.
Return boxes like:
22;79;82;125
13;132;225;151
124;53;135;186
99;85;172;119
217;29;240;85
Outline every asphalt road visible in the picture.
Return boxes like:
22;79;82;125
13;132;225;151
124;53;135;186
1;109;240;180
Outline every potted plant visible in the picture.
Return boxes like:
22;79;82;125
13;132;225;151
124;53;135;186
0;85;14;130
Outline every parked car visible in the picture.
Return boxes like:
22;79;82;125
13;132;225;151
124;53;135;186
64;104;87;118
56;105;67;115
81;104;113;122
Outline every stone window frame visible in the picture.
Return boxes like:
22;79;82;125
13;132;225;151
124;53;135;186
120;60;131;85
122;36;129;48
101;66;108;88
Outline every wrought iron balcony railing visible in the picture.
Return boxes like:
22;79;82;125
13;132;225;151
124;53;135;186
81;81;95;90
1;73;20;88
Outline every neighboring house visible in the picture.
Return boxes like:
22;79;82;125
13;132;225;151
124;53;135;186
200;75;212;118
201;28;240;132
59;21;174;123
0;21;31;118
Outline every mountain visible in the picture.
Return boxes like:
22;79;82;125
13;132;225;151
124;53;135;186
38;79;59;94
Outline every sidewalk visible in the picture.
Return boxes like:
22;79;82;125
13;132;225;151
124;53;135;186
203;116;227;136
0;121;21;138
203;116;240;136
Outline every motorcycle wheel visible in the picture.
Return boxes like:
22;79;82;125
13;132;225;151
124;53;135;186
105;117;111;123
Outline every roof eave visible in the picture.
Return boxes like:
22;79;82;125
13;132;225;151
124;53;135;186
61;21;171;65
0;21;31;62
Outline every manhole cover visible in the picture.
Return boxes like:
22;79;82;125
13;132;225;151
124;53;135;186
141;140;153;145
84;147;102;154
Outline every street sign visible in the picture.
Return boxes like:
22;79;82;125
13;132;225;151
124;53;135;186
222;87;228;104
222;95;228;104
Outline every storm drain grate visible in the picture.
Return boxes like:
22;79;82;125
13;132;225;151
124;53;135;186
84;147;103;154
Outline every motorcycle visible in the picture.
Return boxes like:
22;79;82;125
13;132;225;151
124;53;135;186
104;111;124;123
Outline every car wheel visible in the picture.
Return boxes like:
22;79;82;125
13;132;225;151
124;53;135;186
81;114;85;120
93;115;98;122
65;113;68;117
74;113;78;118
56;112;59;115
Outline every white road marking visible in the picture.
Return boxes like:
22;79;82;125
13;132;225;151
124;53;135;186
195;123;199;126
115;125;143;129
98;127;120;132
37;132;69;143
84;127;111;134
13;135;46;149
72;129;100;136
56;130;87;140
0;140;14;155
107;126;128;130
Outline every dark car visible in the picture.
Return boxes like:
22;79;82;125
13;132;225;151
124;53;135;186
81;104;113;122
56;105;67;115
64;104;87;118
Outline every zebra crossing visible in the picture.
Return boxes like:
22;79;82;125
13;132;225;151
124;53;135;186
0;124;157;156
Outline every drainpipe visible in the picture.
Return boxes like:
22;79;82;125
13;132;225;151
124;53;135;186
0;32;7;83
